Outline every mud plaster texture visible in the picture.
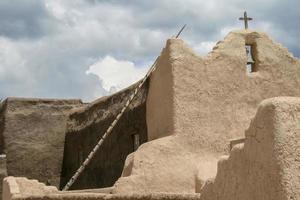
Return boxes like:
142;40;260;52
3;176;201;200
60;81;148;190
3;177;57;200
0;98;82;190
200;97;300;200
113;30;300;194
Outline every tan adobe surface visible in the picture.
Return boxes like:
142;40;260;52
200;97;300;200
3;97;300;200
113;30;300;193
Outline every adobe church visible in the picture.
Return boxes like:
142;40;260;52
0;25;300;200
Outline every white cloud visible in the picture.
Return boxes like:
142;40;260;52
86;56;147;93
193;41;216;55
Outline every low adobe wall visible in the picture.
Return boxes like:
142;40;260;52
3;177;57;200
60;81;149;190
3;177;201;200
200;97;300;200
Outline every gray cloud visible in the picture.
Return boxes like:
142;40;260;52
0;0;299;102
0;0;57;39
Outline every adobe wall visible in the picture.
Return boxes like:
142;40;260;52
0;102;7;197
3;177;201;200
60;81;148;190
113;30;300;193
146;45;174;140
3;177;58;200
0;98;82;189
0;101;5;153
3;97;299;200
171;30;300;153
200;97;300;200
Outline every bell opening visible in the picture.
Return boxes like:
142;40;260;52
245;44;257;73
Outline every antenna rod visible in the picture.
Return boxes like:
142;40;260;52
175;24;187;38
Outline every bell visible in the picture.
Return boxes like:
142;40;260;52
246;46;255;65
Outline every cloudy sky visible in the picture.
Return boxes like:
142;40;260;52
0;0;299;102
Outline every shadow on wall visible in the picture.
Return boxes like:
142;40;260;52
60;81;149;190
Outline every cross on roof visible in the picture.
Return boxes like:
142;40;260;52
239;11;253;29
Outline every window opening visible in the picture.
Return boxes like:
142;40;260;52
132;134;140;151
245;45;256;73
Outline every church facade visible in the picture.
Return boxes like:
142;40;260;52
1;30;300;200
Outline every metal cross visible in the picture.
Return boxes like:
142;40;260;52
239;11;253;29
